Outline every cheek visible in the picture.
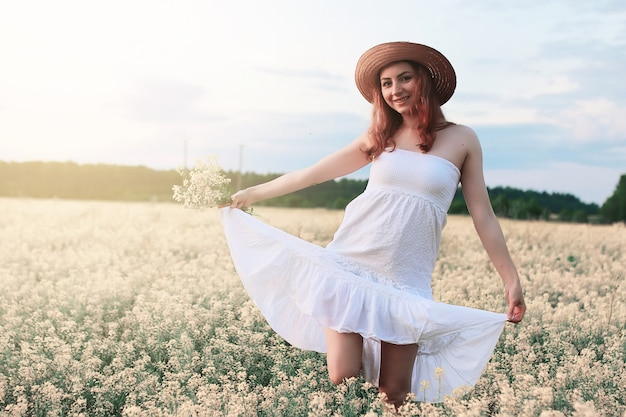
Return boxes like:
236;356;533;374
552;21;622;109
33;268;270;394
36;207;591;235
382;90;394;106
409;82;422;99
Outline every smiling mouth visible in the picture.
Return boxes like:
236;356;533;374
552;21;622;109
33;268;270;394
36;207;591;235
394;96;410;104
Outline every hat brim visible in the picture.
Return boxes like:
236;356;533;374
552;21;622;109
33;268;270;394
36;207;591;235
355;42;456;105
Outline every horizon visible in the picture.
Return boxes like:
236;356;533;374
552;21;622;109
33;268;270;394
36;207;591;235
1;158;611;206
2;1;625;205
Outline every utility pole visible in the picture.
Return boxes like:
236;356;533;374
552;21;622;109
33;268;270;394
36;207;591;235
183;138;188;169
236;144;243;190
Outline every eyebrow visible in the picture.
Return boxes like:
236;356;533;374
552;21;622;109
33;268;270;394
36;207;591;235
380;71;412;81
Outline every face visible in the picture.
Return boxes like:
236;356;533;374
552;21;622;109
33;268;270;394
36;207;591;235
379;61;419;114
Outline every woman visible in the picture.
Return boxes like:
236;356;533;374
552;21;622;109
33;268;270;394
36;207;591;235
220;41;526;409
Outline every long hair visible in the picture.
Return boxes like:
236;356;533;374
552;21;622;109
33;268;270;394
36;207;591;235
366;61;453;158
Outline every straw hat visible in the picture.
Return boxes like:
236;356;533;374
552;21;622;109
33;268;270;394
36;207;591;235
355;41;456;105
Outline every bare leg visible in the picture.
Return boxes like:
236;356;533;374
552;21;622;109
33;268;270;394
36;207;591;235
325;328;363;384
379;341;418;410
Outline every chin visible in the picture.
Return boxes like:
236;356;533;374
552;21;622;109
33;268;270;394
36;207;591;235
396;107;414;116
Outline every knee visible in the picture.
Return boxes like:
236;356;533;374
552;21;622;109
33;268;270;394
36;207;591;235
327;366;360;385
328;372;345;386
379;383;410;408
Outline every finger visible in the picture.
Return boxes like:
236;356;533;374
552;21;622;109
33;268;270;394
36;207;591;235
506;303;515;321
507;314;519;323
508;307;524;323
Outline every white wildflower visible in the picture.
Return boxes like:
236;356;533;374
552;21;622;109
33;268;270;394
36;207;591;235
172;156;232;210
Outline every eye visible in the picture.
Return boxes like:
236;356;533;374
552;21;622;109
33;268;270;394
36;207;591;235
400;75;412;82
381;80;391;88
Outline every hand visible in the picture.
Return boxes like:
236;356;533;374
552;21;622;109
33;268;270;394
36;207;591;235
505;281;526;323
230;189;252;209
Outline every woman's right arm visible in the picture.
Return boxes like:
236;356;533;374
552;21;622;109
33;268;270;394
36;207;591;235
230;133;372;208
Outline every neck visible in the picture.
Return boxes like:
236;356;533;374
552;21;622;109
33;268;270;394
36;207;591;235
400;115;420;130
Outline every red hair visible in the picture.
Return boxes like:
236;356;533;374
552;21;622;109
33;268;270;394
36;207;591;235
366;61;453;158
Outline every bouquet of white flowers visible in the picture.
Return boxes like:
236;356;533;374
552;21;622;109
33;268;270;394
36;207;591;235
172;156;232;210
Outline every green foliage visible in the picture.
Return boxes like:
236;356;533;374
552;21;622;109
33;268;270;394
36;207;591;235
0;161;613;224
600;174;626;223
224;171;367;210
0;161;179;201
449;186;598;223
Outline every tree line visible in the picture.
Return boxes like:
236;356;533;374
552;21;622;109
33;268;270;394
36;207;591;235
0;161;179;202
1;161;624;223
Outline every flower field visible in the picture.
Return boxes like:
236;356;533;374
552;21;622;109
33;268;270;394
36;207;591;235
0;198;624;416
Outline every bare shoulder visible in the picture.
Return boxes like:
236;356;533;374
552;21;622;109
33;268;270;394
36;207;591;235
432;124;481;168
450;124;484;178
440;123;480;146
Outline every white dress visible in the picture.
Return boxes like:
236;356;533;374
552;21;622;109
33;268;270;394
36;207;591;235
219;148;507;403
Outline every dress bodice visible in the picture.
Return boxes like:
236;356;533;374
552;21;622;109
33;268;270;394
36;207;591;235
326;148;461;298
367;148;461;213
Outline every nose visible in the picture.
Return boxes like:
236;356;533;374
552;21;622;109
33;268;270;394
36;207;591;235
391;82;403;95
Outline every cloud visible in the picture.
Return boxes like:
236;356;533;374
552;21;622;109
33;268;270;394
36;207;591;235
125;80;224;124
258;67;345;82
474;122;625;205
515;76;580;100
191;110;369;170
1;0;625;205
559;98;626;143
256;67;352;95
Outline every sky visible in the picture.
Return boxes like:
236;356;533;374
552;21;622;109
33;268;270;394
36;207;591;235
1;0;625;205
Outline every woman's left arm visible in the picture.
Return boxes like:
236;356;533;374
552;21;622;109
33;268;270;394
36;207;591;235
459;128;526;323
